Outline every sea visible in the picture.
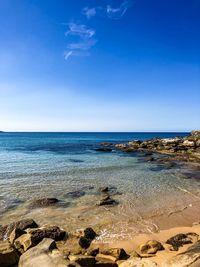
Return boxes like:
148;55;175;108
0;132;200;240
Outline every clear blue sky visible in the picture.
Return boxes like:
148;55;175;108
0;0;199;131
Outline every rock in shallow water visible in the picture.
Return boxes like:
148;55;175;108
29;198;59;208
97;196;118;206
65;191;86;199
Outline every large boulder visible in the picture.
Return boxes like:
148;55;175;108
164;240;200;267
0;240;19;267
0;219;38;240
18;238;68;267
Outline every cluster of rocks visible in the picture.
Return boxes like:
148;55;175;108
97;186;119;206
1;218;200;266
113;131;200;163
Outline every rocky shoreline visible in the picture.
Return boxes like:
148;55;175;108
100;131;200;164
2;217;200;266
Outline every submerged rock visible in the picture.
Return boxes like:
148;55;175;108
65;191;86;199
0;240;19;267
0;219;38;241
97;196;118;206
95;148;112;152
29;198;59;208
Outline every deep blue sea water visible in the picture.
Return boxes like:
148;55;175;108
1;132;200;239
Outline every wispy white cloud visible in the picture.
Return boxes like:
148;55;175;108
107;1;133;19
64;23;96;60
82;0;133;20
82;7;97;19
65;23;95;38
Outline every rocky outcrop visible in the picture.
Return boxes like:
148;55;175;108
112;131;200;163
0;240;19;267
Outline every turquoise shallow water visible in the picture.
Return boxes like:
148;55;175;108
1;132;200;239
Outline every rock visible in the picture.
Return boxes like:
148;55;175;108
98;186;109;193
69;255;96;267
29;198;59;208
191;131;200;137
84;228;97;240
98;196;118;206
14;233;34;253
166;233;198;251
85;248;99;256
115;144;127;149
143;156;154;162
15;226;66;253
100;142;113;146
183;140;195;147
0;240;19;267
0;219;38;240
100;248;129;261
164;240;200;267
118;258;157;266
96;254;117;263
140;240;164;254
95;262;118;267
95;148;112;152
9;228;26;244
18;238;68;267
65;191;85;199
79;236;92;249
